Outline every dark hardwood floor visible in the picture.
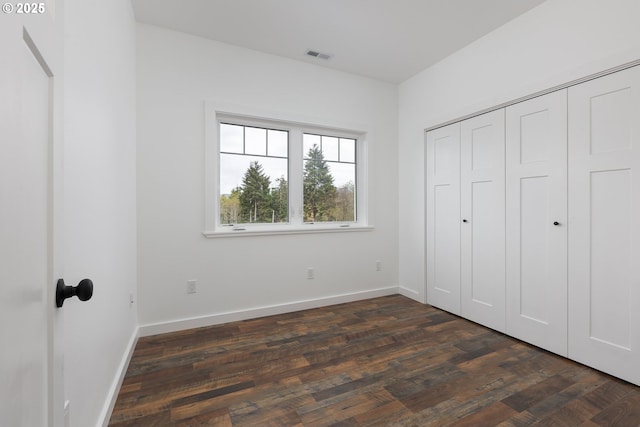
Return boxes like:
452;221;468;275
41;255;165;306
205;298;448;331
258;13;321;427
109;295;640;426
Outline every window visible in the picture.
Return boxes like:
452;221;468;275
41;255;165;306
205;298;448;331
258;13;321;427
303;133;356;223
205;106;370;236
219;123;289;225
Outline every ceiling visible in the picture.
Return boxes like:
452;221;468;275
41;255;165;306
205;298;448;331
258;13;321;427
132;0;546;84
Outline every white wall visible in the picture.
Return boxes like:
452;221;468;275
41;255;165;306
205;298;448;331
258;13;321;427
398;0;640;302
64;0;137;425
136;24;399;332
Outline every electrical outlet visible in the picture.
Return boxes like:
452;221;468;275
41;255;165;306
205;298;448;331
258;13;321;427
307;268;314;280
376;260;382;271
187;279;197;294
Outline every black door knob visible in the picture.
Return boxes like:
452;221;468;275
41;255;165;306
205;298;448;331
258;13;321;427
553;221;560;226
56;278;93;308
462;219;468;223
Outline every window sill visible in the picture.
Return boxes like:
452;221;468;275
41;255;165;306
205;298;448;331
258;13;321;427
202;225;374;238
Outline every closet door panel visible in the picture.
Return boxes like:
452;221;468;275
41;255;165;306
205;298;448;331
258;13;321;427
568;65;640;386
460;109;506;332
505;90;568;356
426;123;461;314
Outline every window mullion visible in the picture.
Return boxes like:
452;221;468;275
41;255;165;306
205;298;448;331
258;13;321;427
288;128;304;225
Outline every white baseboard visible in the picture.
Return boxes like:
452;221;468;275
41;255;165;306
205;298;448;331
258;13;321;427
139;286;399;337
97;326;139;427
398;285;423;303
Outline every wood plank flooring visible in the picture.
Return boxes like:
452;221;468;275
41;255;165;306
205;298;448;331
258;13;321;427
109;295;640;426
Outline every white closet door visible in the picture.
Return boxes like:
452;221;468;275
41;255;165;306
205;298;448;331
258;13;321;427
506;90;568;356
568;66;640;386
461;110;506;332
426;123;461;314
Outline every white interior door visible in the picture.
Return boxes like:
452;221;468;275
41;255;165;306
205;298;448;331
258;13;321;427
0;4;65;426
568;65;640;386
426;123;461;314
460;109;506;332
506;90;568;356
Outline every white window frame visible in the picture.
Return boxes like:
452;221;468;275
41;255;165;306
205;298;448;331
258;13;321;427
203;102;372;237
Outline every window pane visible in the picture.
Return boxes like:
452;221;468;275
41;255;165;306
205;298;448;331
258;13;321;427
339;138;356;163
328;162;356;221
303;134;320;159
220;153;288;224
322;136;339;161
268;129;288;157
220;123;243;153
217;121;360;229
303;155;356;223
245;127;267;156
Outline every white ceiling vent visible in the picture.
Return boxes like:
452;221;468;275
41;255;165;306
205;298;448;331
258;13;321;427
306;49;332;60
